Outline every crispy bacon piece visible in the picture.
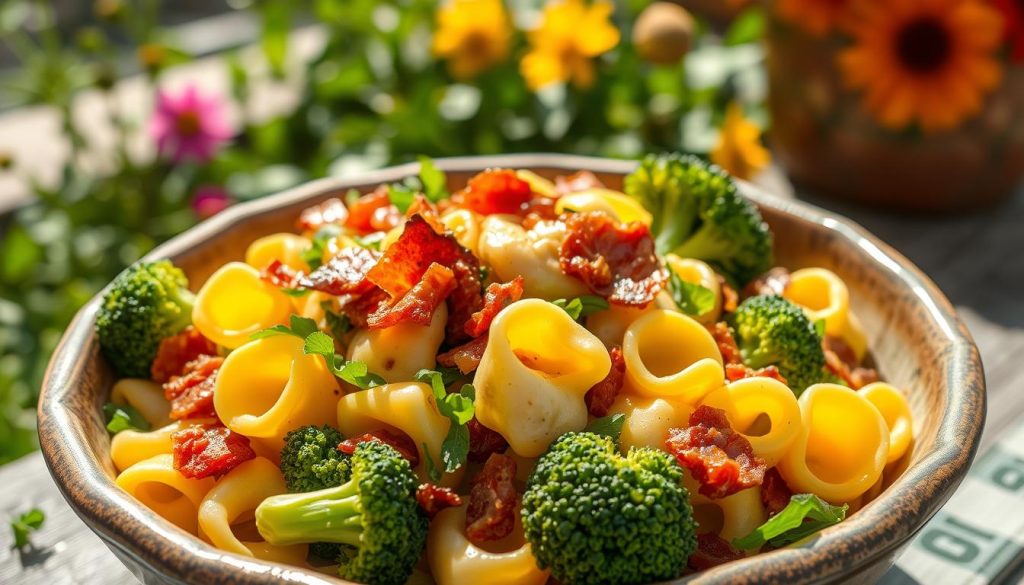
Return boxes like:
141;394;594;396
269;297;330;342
742;267;791;299
338;429;420;467
416;483;463;519
367;215;469;298
150;327;218;384
761;467;793;517
454;169;533;215
367;263;457;329
406;194;445;233
437;334;489;374
298;247;381;296
725;363;788;385
345;186;401;233
560;211;668;306
522;196;559;224
688;533;745;571
464;277;524;338
554;170;604;195
340;288;389;329
585;346;625;417
468;417;509;463
163;354;224;420
171;424;255;479
707;322;743;365
665;406;766;499
261;259;305;291
719;276;739;314
465;453;519;543
444;259;484;345
823;335;879;390
298;197;348;232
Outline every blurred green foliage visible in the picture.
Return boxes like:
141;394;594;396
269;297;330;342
0;0;767;463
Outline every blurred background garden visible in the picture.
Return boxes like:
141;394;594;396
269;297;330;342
0;0;1022;465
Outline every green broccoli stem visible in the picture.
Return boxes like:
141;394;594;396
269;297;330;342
169;288;196;333
671;223;732;267
256;480;365;547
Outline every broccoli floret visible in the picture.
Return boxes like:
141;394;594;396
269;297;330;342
95;260;195;377
624;153;773;285
256;441;428;585
732;294;827;394
280;425;351;493
521;432;697;585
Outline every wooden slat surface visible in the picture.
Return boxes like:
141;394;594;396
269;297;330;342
2;176;1022;583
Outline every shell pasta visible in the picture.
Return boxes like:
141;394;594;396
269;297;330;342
97;156;914;584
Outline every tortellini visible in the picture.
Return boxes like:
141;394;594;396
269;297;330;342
115;454;215;534
427;506;549;585
109;378;171;429
859;382;914;463
440;208;483;256
783;268;868;360
244;233;312;272
474;299;611;457
193;262;293;349
214;335;340;451
110;418;215;472
477;216;589;300
607;393;694;454
778;383;889;503
346;304;448;384
622;309;724;404
664;255;722;325
689;483;767;543
554;188;653;225
699;377;802;466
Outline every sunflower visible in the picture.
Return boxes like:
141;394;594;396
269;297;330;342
775;0;853;36
838;0;1005;133
520;0;620;91
993;0;1024;62
711;103;772;181
432;0;512;79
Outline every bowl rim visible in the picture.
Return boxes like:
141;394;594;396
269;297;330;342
37;154;986;584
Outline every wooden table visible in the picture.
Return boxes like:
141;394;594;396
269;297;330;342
2;180;1023;584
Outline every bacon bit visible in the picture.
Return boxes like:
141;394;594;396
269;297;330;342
707;322;743;366
465;453;519;543
340;288;389;329
823;335;879;389
454;169;533;216
261;259;305;290
665;405;766;499
468;417;509;463
345;187;400;234
367;263;457;329
150;327;218;384
298;247;381;296
725;363;788;385
163;355;224;421
688;533;745;571
719;275;739;314
298;198;348;232
554;170;604;195
367;215;469;298
522;195;559;227
761;467;793;518
415;483;463;519
437;334;489;374
444;259;484;345
406;194;446;233
560;211;668;307
585;346;625;417
741;267;791;299
171;424;255;479
464;277;524;338
338;429;421;467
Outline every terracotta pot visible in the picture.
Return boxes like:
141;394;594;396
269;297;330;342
766;14;1024;213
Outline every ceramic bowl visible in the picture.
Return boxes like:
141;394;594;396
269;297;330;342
38;154;986;584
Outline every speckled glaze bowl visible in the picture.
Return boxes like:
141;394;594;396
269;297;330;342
38;155;985;585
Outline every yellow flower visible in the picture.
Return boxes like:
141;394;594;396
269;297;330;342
711;103;771;181
520;0;620;91
775;0;853;36
432;0;512;79
837;0;1004;133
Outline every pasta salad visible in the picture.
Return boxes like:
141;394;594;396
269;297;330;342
95;154;914;585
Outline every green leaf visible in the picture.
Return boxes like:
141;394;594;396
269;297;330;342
303;331;336;358
585;413;626;442
387;183;417;213
103;403;150;434
418;156;449;203
440;424;470;474
302;224;342;270
250;315;320;341
459;383;476;402
552;296;609;321
733;494;848;551
336;360;387;390
415;369;447;402
814;319;826;339
280;288;309;298
443;393;475;426
422;442;441;483
415;369;475;473
724;7;765;46
322;304;351;338
668;271;716;317
10;508;45;549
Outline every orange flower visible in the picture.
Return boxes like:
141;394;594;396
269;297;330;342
711;103;771;181
838;0;1005;133
775;0;853;36
520;0;620;91
432;0;512;79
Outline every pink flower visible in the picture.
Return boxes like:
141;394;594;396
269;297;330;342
191;185;232;219
150;85;233;163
